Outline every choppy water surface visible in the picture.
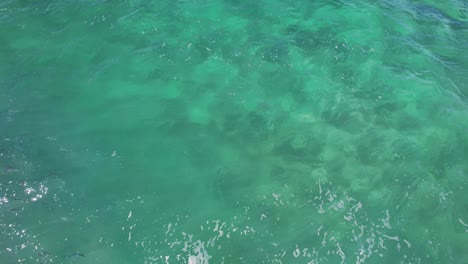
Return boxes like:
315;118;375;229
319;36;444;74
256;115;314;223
1;0;468;263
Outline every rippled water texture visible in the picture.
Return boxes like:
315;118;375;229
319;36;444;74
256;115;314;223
1;0;468;263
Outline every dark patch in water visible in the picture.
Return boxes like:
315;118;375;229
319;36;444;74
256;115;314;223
292;30;322;53
408;3;467;30
65;252;85;258
212;166;252;207
256;38;291;64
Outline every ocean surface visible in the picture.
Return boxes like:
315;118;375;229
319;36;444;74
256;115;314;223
1;0;468;263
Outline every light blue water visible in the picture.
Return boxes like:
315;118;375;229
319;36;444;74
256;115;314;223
1;0;468;263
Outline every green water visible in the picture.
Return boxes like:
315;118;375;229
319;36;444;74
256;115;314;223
1;0;468;263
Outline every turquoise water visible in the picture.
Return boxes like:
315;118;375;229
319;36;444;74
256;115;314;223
1;0;468;263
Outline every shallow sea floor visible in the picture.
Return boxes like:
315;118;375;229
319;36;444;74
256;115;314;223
1;0;468;263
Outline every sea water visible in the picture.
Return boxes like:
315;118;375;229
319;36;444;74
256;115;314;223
1;0;467;263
